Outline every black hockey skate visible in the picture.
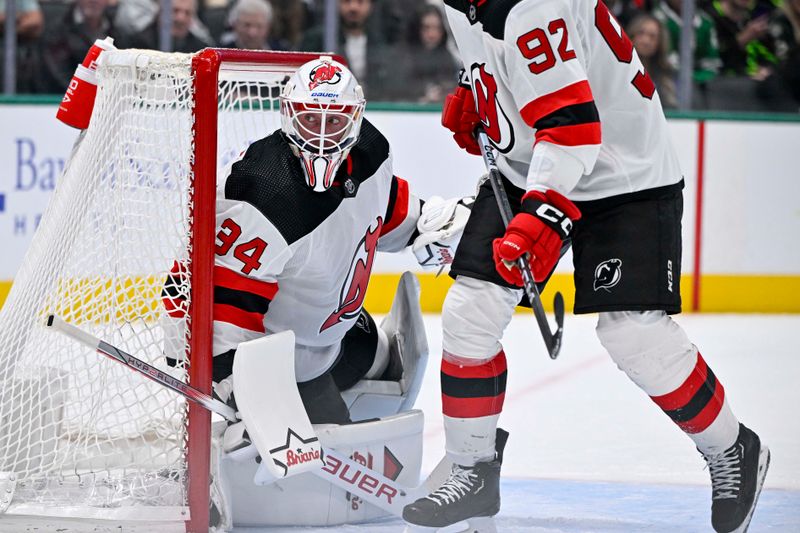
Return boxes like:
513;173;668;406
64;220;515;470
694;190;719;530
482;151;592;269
703;423;770;533
403;429;508;530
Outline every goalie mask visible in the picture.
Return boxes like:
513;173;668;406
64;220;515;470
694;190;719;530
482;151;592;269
280;57;365;192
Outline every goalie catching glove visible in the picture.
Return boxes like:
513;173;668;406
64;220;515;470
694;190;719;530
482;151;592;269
412;196;473;269
493;189;581;285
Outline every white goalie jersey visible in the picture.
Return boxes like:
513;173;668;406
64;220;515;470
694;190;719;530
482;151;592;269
164;120;420;382
443;0;683;200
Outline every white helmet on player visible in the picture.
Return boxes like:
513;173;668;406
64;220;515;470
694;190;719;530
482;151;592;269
280;56;366;192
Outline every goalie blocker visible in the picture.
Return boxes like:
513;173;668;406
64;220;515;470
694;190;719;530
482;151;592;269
211;272;430;528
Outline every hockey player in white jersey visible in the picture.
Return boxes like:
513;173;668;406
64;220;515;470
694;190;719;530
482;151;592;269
164;57;470;425
402;1;769;532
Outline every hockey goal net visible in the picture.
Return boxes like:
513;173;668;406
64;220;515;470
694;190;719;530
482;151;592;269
0;48;332;531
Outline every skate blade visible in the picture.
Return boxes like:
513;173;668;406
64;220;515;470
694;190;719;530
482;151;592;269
404;517;497;533
732;445;771;533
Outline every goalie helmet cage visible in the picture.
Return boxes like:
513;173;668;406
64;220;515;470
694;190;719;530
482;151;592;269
0;48;340;532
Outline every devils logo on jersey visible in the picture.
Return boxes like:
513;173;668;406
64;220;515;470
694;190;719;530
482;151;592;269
320;218;382;332
309;63;342;90
594;258;622;291
470;63;515;153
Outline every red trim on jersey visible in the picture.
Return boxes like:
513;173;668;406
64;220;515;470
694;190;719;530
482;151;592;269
381;177;410;235
535;122;602;147
441;351;507;379
213;303;266;333
163;296;188;318
520;80;595;127
442;392;506;418
651;353;709;411
214;265;278;300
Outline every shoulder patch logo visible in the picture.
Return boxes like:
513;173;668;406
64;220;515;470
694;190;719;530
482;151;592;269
593;258;622;291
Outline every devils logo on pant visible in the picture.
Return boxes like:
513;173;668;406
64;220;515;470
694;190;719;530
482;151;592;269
594;258;622;291
320;218;382;332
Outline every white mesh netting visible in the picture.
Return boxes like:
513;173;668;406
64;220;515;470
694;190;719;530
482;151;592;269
0;49;305;522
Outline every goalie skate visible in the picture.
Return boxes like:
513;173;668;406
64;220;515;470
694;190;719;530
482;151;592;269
403;429;507;531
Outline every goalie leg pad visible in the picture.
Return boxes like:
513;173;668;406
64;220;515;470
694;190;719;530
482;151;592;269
232;331;323;482
217;410;425;527
341;272;429;421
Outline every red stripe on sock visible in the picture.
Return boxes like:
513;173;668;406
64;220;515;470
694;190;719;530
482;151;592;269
676;381;725;434
650;353;708;411
441;350;507;379
442;392;506;418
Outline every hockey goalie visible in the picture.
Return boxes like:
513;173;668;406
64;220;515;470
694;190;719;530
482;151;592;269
160;56;472;528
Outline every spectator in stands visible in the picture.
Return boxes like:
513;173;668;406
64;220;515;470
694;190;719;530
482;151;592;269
0;0;43;40
269;0;310;48
708;0;779;77
299;0;399;100
606;0;648;27
114;0;158;37
368;0;428;44
654;0;721;86
770;0;800;104
401;4;458;104
629;13;678;108
0;0;44;92
120;0;214;52
40;0;116;93
219;0;286;50
770;0;800;59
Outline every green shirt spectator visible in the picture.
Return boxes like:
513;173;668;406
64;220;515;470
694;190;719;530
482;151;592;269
709;0;780;76
654;0;721;84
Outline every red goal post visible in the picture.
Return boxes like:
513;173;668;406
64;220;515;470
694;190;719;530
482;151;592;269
188;48;344;533
0;48;342;533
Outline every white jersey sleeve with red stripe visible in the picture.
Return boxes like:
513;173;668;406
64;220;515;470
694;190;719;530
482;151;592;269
377;175;422;252
212;198;292;357
504;0;602;195
444;0;682;201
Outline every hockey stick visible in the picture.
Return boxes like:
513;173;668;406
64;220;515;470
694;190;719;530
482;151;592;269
475;128;565;359
44;315;442;518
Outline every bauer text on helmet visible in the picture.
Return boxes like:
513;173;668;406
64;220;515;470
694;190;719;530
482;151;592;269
280;57;366;192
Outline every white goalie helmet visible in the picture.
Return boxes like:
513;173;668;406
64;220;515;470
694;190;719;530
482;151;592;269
280;56;366;192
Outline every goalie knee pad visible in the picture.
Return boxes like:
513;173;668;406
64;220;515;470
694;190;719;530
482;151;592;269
442;276;520;359
339;272;429;421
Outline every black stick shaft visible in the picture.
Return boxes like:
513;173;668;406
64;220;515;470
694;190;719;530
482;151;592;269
475;129;563;359
46;315;238;421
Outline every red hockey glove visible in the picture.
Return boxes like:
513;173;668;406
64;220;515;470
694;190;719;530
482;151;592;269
493;189;581;285
441;85;481;156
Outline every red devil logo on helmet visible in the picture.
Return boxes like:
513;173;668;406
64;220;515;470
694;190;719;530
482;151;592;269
309;62;343;90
